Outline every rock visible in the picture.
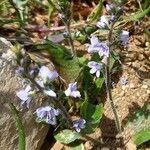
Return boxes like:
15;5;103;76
0;38;49;150
84;141;94;150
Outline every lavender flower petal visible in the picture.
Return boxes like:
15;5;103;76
88;36;109;58
39;66;58;82
88;61;103;77
73;119;86;132
65;82;81;98
16;85;32;108
44;90;56;97
36;106;59;125
96;16;109;28
120;30;129;46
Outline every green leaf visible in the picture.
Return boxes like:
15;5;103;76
68;142;85;150
128;6;150;21
87;0;103;22
80;101;103;134
133;126;150;146
10;0;28;25
54;129;81;144
9;103;26;150
81;101;103;124
127;104;150;133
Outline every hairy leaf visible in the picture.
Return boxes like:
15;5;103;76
54;129;81;144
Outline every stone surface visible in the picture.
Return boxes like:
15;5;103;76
0;38;49;150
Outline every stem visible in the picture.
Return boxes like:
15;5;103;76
27;76;73;128
65;23;76;57
104;23;121;133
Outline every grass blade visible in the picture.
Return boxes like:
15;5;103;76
9;103;26;150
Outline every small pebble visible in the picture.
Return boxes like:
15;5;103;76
85;141;93;150
141;85;148;89
147;90;150;94
119;91;125;97
138;54;144;61
129;83;135;89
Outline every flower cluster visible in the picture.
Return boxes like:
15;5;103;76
16;63;84;131
96;2;129;47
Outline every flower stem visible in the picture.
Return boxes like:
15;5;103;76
65;23;76;57
104;23;121;133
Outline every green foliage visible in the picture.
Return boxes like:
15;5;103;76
9;103;26;150
31;41;84;82
9;0;28;25
127;104;150;146
133;126;150;146
87;0;103;22
73;26;97;44
128;5;150;21
54;129;81;144
80;101;103;134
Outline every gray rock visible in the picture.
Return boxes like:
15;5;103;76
0;38;49;150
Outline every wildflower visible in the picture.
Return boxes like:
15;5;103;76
36;79;45;88
88;61;103;77
73;119;86;132
96;15;109;28
120;77;128;85
44;90;56;97
15;66;24;75
39;66;58;83
65;82;81;98
105;4;114;12
120;30;129;46
36;106;59;125
16;85;34;108
88;36;109;57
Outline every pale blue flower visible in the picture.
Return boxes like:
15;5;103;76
88;36;109;57
15;66;24;74
44;90;56;97
106;4;114;12
65;82;81;98
73;119;86;132
120;77;128;85
88;61;103;77
36;106;59;125
120;30;129;46
36;79;45;88
16;85;33;108
39;66;58;82
96;15;109;28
